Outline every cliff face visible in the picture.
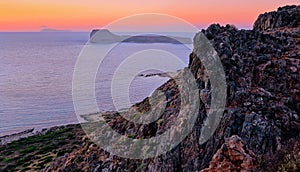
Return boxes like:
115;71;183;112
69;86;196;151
253;5;300;31
189;22;299;171
1;5;297;172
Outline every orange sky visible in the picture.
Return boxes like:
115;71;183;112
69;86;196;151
0;0;299;31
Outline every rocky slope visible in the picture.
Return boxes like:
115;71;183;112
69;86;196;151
45;5;299;172
0;5;299;172
188;7;299;170
254;5;300;31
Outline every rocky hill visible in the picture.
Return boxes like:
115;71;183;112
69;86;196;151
0;5;299;172
254;5;300;31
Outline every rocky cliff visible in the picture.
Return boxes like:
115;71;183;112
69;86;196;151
189;5;299;170
44;5;299;172
254;5;300;31
1;5;299;172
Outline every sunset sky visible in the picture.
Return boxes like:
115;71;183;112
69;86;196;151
0;0;299;31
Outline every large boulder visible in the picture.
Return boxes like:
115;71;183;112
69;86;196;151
201;135;257;172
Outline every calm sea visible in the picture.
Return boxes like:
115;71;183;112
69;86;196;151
0;32;192;136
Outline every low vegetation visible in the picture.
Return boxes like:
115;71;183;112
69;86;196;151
0;124;85;171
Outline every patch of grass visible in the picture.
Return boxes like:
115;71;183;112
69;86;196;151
41;156;53;164
0;124;84;171
66;133;75;139
2;157;14;163
37;145;54;154
14;155;35;167
57;140;68;145
3;150;14;156
36;156;54;170
20;145;36;154
127;134;136;139
4;141;22;151
57;127;72;134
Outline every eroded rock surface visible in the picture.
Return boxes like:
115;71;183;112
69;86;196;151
201;135;257;172
254;5;300;31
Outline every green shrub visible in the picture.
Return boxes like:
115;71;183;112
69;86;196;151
278;152;300;172
2;157;14;163
20;146;36;154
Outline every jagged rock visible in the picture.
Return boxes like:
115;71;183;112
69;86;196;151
189;19;299;163
254;5;300;31
200;135;257;172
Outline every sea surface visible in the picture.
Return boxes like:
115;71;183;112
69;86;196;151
0;32;192;136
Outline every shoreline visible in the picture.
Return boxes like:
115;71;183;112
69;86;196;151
0;122;80;145
0;110;118;145
0;128;35;145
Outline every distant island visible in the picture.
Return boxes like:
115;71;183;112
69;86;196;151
89;29;192;44
40;28;71;32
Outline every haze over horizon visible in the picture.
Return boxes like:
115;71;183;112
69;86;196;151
1;0;299;32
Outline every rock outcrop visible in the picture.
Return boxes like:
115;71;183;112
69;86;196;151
201;135;257;172
90;29;123;43
254;5;300;31
188;14;299;170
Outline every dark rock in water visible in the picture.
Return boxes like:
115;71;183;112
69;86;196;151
122;35;190;44
254;5;300;31
90;29;100;38
89;29;123;43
